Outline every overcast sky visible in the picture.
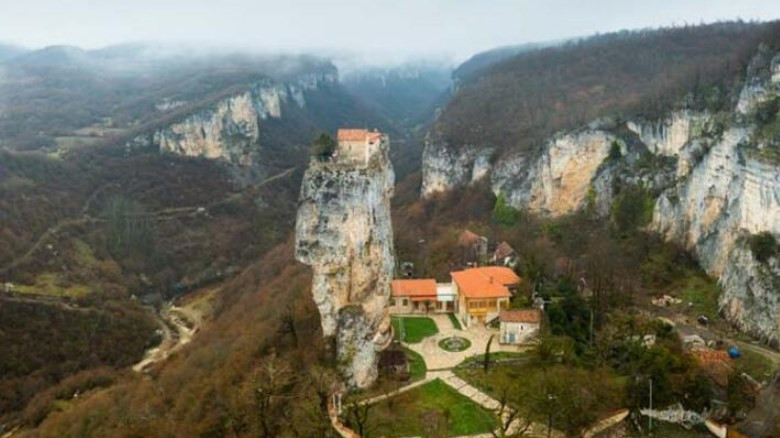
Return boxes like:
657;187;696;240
2;0;780;63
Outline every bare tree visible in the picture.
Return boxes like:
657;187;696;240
345;401;374;437
491;382;532;438
253;353;294;437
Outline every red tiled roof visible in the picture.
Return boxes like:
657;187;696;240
451;269;512;299
470;267;520;286
391;279;437;298
500;309;541;323
337;129;383;143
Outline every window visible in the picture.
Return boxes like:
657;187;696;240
402;299;408;306
389;298;396;306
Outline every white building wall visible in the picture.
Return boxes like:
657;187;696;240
500;321;540;344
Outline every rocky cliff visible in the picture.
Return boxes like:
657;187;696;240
295;138;395;388
128;73;336;175
653;50;780;344
421;47;780;344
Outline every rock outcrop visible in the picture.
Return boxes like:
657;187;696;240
295;132;395;388
421;47;780;343
492;129;622;217
128;74;335;171
420;136;493;197
651;51;780;344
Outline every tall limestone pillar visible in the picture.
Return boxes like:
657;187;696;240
295;131;394;388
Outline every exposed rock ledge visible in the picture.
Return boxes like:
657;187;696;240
295;139;395;389
127;74;335;170
420;48;780;344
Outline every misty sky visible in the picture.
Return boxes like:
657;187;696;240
2;0;780;62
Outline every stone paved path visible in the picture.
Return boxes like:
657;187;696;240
354;315;561;438
402;314;527;370
357;376;434;406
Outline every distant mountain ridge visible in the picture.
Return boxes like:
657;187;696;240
0;43;27;62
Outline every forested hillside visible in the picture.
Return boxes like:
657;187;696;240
0;47;406;430
0;45;385;152
436;21;780;155
6;19;780;438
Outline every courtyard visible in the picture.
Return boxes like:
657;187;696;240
397;314;528;370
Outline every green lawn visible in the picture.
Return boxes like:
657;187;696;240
454;361;534;401
448;312;463;330
454;360;625;429
364;379;497;437
405;347;427;380
457;351;528;367
392;316;438;343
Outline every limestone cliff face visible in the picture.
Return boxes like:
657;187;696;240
295;138;395;389
128;74;335;169
492;129;620;216
421;48;780;343
420;135;493;197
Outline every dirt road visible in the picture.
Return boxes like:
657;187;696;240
132;304;196;373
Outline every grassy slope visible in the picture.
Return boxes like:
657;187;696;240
365;379;497;437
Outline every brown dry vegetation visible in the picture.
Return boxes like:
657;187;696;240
437;21;780;157
0;146;303;427
20;241;340;437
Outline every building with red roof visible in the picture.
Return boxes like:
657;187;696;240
452;266;521;327
336;128;385;165
499;309;541;344
390;279;456;314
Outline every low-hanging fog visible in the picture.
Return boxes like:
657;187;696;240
2;0;780;66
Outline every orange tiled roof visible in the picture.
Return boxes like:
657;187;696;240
500;309;541;323
391;279;437;298
451;268;513;299
472;266;520;286
337;129;383;143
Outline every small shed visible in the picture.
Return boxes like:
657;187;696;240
499;309;541;344
492;241;517;266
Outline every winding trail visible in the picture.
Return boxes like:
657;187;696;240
132;304;196;373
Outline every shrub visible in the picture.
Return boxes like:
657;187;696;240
610;185;655;235
608;140;622;161
492;193;521;226
748;232;778;263
310;132;336;158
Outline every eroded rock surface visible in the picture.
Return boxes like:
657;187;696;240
421;46;780;343
295;134;395;388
